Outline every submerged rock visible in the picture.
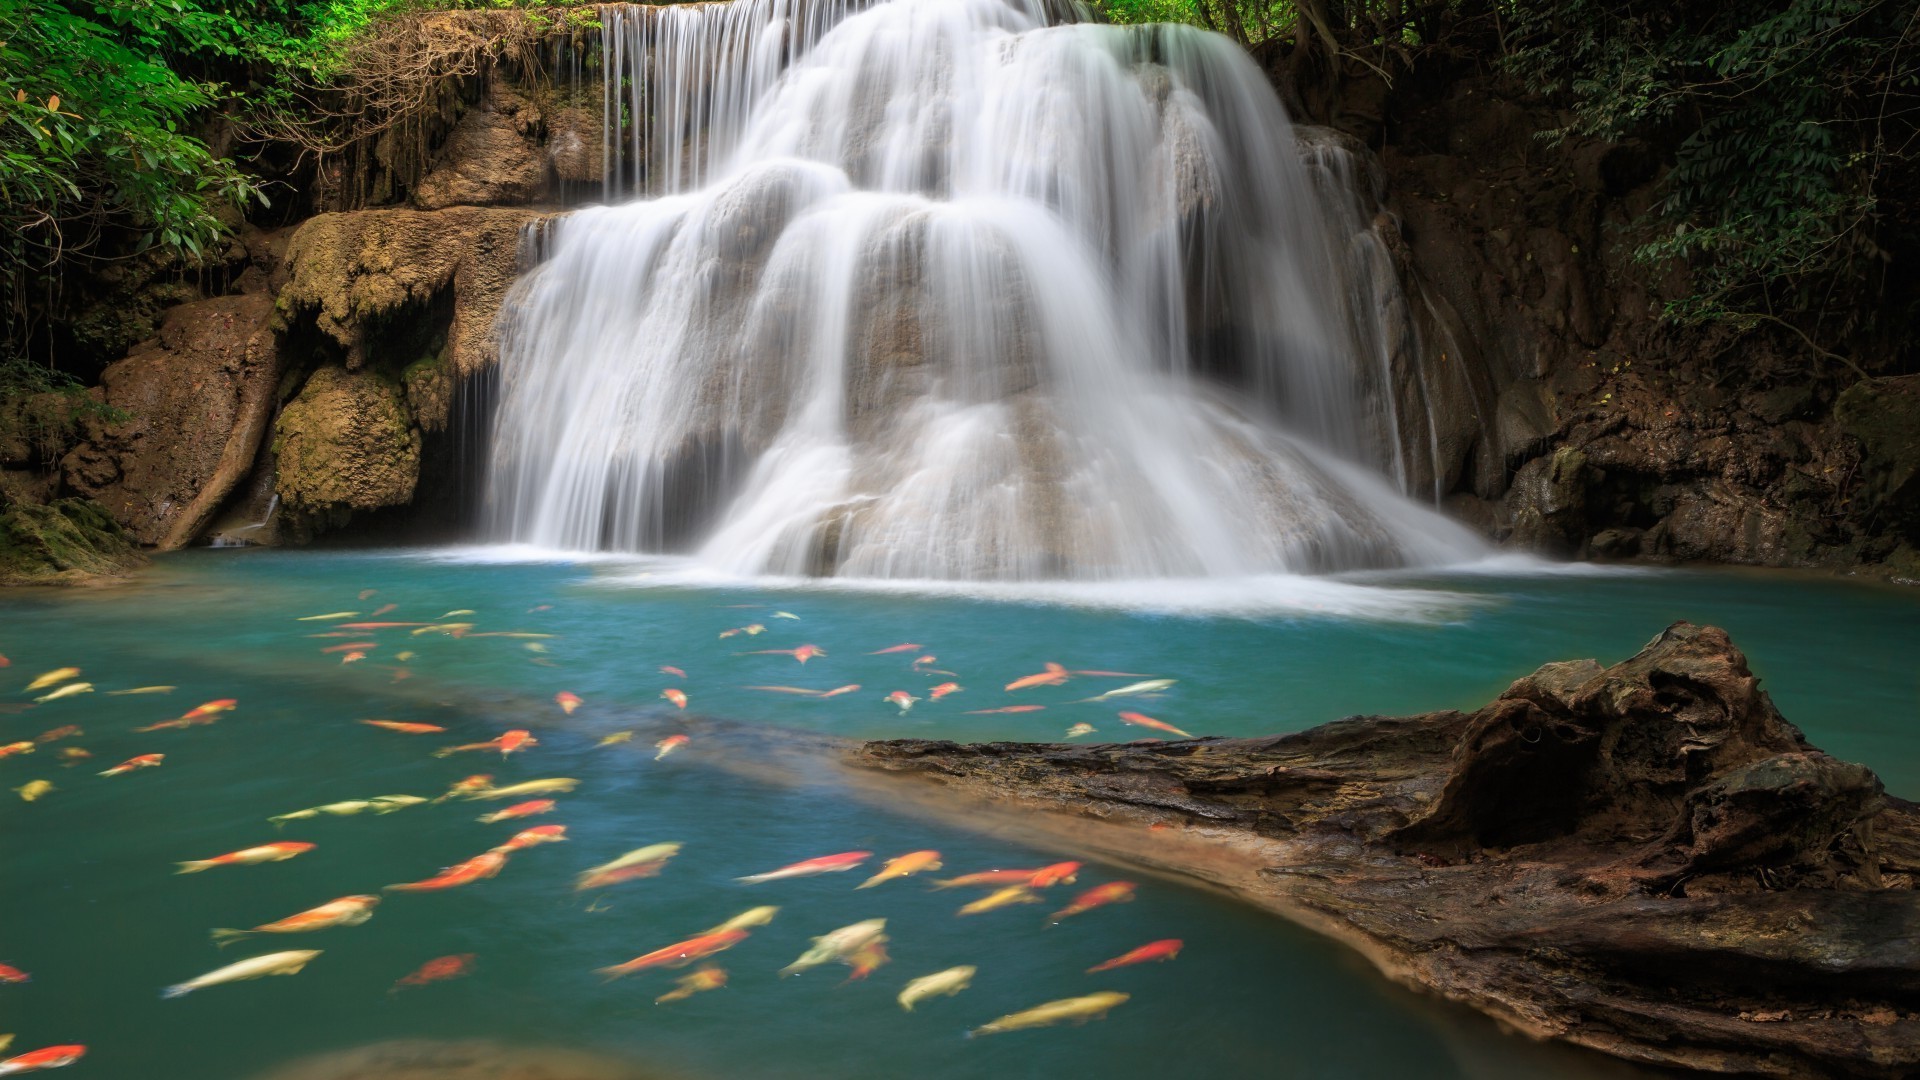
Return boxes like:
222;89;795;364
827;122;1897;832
854;623;1920;1078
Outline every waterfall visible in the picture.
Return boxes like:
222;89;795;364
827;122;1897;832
483;0;1485;579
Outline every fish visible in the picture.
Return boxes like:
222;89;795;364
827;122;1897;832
739;644;824;663
659;665;686;678
359;720;446;734
577;842;682;889
477;799;555;824
1116;711;1194;738
705;906;780;934
661;688;687;709
492;824;568;853
1049;881;1137;921
743;685;823;696
529;604;552;613
296;612;359;621
868;644;922;655
56;748;90;764
717;624;766;639
772;612;800;620
1076;679;1177;703
14;781;52;802
34;726;81;743
1028;861;1082;887
210;895;380;946
1085;938;1183;973
736;850;871;884
1005;663;1070;692
928;682;961;701
1065;723;1097;738
177;841;315;873
969;991;1129;1036
338;651;367;663
884;690;919;713
963;705;1046;715
843;939;890;981
0;742;34;759
817;684;862;699
23;668;80;692
0;1037;10;1055
524;642;549;654
32;683;92;704
958;886;1042;916
655;965;727;1004
654;735;688;761
440;609;476;618
409;623;473;637
370;603;398;616
392;953;474;991
268;800;371;825
0;1044;86;1074
368;794;427;812
598;929;749;980
105;686;174;695
0;964;27;983
432;730;538;758
320;642;376;654
394;652;415;661
898;965;976;1011
161;950;321;998
385;850;507;892
357;590;377;600
778;919;887;977
930;868;1045;889
465;778;578;801
596;731;634;747
98;753;163;777
857;850;943;889
555;691;582;715
435;774;494;802
334;622;426;630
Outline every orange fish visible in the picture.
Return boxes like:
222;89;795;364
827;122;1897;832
392;953;474;991
1086;938;1183;973
0;653;8;666
817;684;862;699
1050;881;1137;921
597;929;749;979
176;841;315;874
743;686;822;696
660;665;687;678
1117;711;1194;738
138;698;237;732
35;725;82;743
339;651;368;664
654;734;688;761
0;742;34;759
360;720;446;734
857;850;942;889
843;939;890;981
210;894;380;945
99;753;163;777
357;589;377;600
655;964;728;1004
740;645;825;663
491;824;568;853
0;962;28;982
928;682;961;701
556;692;583;715
529;604;553;613
370;603;398;616
736;850;870;884
435;774;494;802
661;688;687;709
1005;663;1069;692
884;690;918;713
868;644;922;655
385;850;507;892
963;705;1046;715
912;655;938;667
1028;861;1082;887
433;730;537;758
930;868;1045;890
320;642;376;654
476;799;554;824
0;1044;86;1073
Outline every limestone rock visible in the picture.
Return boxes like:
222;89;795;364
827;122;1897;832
0;497;144;585
412;81;547;210
273;366;421;522
1505;445;1589;554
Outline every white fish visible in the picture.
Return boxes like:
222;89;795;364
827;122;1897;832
706;906;779;934
898;965;976;1011
161;950;321;998
1075;679;1176;703
778;919;886;977
32;682;92;704
970;991;1129;1036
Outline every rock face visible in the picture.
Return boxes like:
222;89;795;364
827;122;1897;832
854;623;1920;1078
0;498;143;585
60;293;281;548
272;366;422;528
412;81;549;210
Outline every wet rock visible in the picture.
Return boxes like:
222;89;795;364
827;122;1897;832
0;497;143;585
1505;445;1589;554
272;365;421;530
413;81;547;210
1834;375;1920;543
853;623;1920;1078
60;293;281;548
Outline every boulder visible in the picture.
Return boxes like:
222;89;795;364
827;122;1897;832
412;81;547;210
1835;375;1920;543
0;497;143;584
272;365;421;527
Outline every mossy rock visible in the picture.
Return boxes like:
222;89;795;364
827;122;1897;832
273;365;422;523
1834;375;1920;543
0;497;144;585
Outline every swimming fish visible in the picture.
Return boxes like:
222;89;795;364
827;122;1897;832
930;869;1043;889
432;730;537;758
655;965;727;1004
1076;679;1177;703
661;688;687;709
654;735;688;761
555;692;582;715
386;850;507;892
359;720;446;734
394;652;415;661
177;841;315;873
868;644;922;655
210;895;380;946
0;1036;11;1055
1005;663;1070;692
1065;723;1097;738
269;796;421;826
596;731;634;748
99;753;163;777
1116;711;1194;738
857;850;942;889
659;665;687;678
105;686;174;695
577;842;681;889
1050;881;1137;921
161;950;321;998
897;965;975;1011
339;650;366;662
717;624;766;639
34;726;81;743
0;742;34;759
320;642;376;654
958;886;1041;916
477;799;554;824
884;690;918;713
392;953;474;991
435;774;494;802
740;645;825;663
297;612;359;621
705;906;780;934
370;603;398;617
772;612;800;620
817;684;862;699
843;939;890;981
598;929;749;980
32;683;92;704
969;991;1129;1036
56;748;90;764
13;781;52;802
743;685;823;696
0;1043;86;1073
928;682;961;701
440;609;476;618
23;668;79;692
409;623;473;637
1029;862;1083;887
0;964;27;983
492;824;568;853
1086;938;1183;973
736;850;871;884
778;919;887;977
137;699;237;732
465;778;578;801
963;705;1046;715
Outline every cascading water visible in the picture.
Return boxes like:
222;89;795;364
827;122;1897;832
484;0;1486;579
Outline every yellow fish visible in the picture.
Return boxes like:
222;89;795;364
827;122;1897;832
898;965;975;1011
296;613;359;621
970;992;1129;1036
33;682;93;704
957;886;1041;916
14;780;54;802
706;906;780;934
410;623;474;636
596;731;635;747
23;667;80;692
856;850;943;889
440;609;476;618
107;686;176;695
465;778;579;801
655;965;727;1004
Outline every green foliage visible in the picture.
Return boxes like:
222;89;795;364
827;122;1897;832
0;355;130;464
1097;0;1208;27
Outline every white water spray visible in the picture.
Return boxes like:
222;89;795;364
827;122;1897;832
485;0;1484;578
